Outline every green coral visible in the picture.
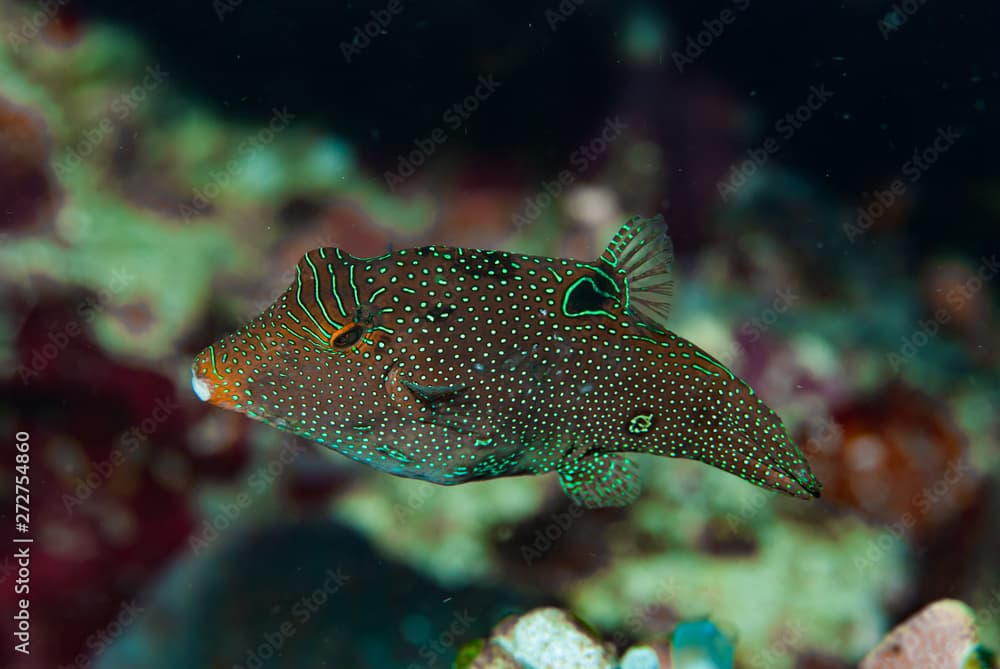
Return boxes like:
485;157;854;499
333;473;547;586
454;638;486;669
0;166;236;359
0;10;445;362
568;460;909;668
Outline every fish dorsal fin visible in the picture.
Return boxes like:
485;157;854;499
600;214;674;329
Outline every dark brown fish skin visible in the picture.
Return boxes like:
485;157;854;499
191;217;821;507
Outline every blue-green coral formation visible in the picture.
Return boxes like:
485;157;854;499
567;466;905;665
670;620;734;669
0;169;234;361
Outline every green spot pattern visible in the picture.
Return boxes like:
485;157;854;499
191;216;821;507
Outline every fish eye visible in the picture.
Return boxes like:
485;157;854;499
330;323;363;348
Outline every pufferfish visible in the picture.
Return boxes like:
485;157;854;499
191;215;821;507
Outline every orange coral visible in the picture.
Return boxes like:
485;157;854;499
801;383;978;538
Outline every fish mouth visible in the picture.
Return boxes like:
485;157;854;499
759;454;822;499
722;423;822;499
744;455;821;499
726;423;821;499
190;349;240;410
191;371;213;402
190;364;231;408
785;462;823;499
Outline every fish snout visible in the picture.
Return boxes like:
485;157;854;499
734;424;823;499
785;462;823;498
191;368;213;402
763;443;823;499
755;421;823;499
190;346;239;409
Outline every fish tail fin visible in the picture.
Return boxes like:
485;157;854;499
599;214;675;330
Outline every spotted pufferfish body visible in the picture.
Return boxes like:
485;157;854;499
191;215;821;507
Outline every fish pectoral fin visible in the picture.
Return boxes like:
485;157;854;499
557;452;642;508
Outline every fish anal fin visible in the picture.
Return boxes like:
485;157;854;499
558;452;642;508
600;214;674;329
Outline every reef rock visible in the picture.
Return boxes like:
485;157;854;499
860;599;995;669
467;607;618;669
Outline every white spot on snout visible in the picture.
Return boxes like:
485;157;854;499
191;371;212;402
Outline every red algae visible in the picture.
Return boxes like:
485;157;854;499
0;98;59;230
